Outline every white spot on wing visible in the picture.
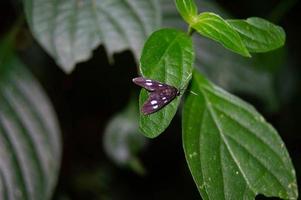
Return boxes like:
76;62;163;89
164;100;168;103
146;79;151;82
162;97;167;100
151;100;157;105
159;84;163;87
146;82;152;86
153;105;158;109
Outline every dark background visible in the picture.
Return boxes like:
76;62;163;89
0;0;300;199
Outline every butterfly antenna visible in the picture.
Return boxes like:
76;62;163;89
189;90;199;96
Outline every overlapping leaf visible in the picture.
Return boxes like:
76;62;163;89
174;0;251;58
24;0;160;73
139;28;194;138
182;70;298;200
162;0;280;108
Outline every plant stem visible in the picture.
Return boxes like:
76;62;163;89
0;15;25;70
188;26;195;36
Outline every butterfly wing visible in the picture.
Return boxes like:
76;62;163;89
142;86;179;115
132;77;167;92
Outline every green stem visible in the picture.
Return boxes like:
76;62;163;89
0;15;25;70
187;26;195;36
128;157;146;176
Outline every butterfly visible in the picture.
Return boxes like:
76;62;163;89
132;77;180;115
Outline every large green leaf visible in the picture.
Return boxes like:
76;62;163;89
190;12;250;57
182;70;298;200
162;0;280;109
0;38;61;199
139;28;194;138
24;0;160;73
228;17;285;53
103;98;147;174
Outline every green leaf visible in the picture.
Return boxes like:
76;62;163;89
228;17;286;53
0;43;61;199
139;28;194;138
191;12;250;57
24;0;160;73
103;98;147;175
162;0;280;109
182;70;298;200
175;0;198;24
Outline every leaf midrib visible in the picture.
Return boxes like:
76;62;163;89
199;87;256;197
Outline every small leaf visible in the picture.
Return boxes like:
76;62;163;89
175;0;198;24
139;28;194;138
0;41;61;199
24;0;160;73
103;98;147;175
182;70;298;200
191;12;250;57
228;17;286;53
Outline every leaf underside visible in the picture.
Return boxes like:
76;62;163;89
24;0;160;73
0;58;61;200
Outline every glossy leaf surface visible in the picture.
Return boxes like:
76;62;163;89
191;12;250;57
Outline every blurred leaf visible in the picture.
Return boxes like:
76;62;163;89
162;0;280;109
190;12;250;57
194;38;280;111
0;37;14;67
24;0;160;73
182;70;298;200
228;17;285;53
175;0;198;24
0;40;61;199
139;28;194;138
103;98;146;175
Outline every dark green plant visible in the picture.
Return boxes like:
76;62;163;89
0;0;298;199
135;0;297;199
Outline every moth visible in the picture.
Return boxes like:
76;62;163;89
132;77;180;115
